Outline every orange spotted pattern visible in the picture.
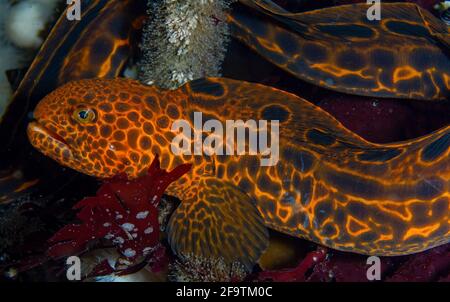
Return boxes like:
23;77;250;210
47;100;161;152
27;78;450;257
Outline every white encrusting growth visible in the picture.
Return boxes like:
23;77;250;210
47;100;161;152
138;0;235;89
169;254;248;282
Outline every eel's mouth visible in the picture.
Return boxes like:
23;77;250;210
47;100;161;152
28;121;68;144
27;121;76;163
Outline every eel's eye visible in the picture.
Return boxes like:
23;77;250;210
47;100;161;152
73;108;96;124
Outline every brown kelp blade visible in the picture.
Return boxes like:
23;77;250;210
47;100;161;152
0;0;146;203
230;1;450;100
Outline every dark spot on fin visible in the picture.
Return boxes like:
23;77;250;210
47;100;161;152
358;148;402;162
261;104;290;122
188;79;225;97
385;21;431;40
421;132;450;162
167;177;269;270
316;24;375;39
307;129;336;146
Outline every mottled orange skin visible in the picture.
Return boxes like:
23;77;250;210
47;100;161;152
27;78;450;259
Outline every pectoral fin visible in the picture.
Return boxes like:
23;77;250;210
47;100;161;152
167;177;269;270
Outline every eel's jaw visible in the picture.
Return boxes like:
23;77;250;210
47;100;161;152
27;121;78;167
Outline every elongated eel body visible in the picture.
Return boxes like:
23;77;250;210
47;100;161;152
27;78;449;266
230;1;450;101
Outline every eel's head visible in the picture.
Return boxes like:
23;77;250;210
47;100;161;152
27;78;158;179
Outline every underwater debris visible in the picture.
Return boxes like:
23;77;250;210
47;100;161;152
46;156;191;278
138;0;235;89
169;253;248;282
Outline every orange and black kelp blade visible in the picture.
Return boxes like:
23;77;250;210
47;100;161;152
230;1;450;101
0;0;147;203
167;177;269;271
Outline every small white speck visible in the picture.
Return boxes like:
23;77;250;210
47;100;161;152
136;211;149;219
121;223;135;231
132;233;138;238
104;233;114;240
116;214;123;220
123;248;136;258
144;227;153;234
103;223;111;227
143;247;154;254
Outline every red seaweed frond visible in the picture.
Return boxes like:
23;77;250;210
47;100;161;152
46;156;191;276
256;247;328;282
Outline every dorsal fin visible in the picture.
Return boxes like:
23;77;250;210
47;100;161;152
181;77;374;151
181;77;450;160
